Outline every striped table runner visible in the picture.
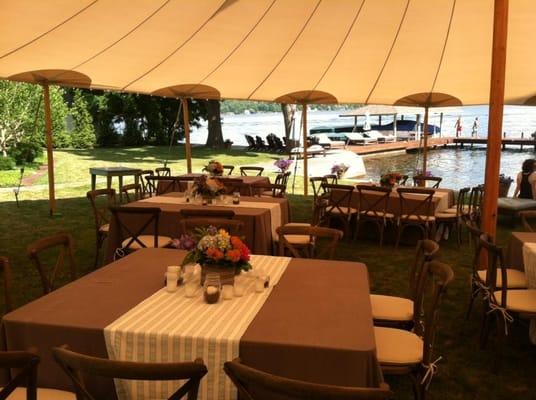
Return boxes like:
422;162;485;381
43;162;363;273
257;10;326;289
521;243;536;344
140;196;282;238
104;255;291;400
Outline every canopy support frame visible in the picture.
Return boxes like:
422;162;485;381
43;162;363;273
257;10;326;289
43;83;56;216
181;98;192;174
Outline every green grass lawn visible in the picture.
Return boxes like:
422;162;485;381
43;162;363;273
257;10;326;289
1;147;535;399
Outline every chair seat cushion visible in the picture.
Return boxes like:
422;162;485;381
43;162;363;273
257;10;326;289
399;214;435;222
374;326;423;365
477;269;527;289
99;223;110;233
121;235;172;249
4;387;76;400
444;205;470;214
493;289;536;313
361;211;395;219
370;294;413;321
326;207;358;215
435;212;459;219
275;223;311;244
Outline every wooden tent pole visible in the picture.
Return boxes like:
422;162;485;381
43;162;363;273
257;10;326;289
393;113;397;140
43;83;56;216
181;98;192;174
422;106;429;179
481;0;509;239
303;103;308;196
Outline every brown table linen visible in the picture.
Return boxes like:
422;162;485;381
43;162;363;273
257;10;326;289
2;248;381;396
105;193;290;262
506;232;536;270
334;186;454;216
241;258;382;389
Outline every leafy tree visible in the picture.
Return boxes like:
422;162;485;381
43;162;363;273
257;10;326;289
70;89;96;148
205;100;224;148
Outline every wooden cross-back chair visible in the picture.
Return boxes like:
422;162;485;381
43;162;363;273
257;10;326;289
120;183;142;203
87;188;116;268
27;233;77;295
224;358;392;400
180;209;235;219
145;176;179;196
319;183;357;239
355;185;393;246
323;174;338;185
219;178;247;195
395;188;436;248
252;183;286;198
375;261;454;400
310;177;329;224
179;218;244;236
137;170;154;197
435;187;471;247
222;165;235;175
400;175;409;185
240;166;264;176
109;206;172;258
468;185;484;223
413;175;442;188
274;171;291;186
371;239;440;329
155;167;171;177
276;225;343;260
52;346;207;400
1;256;13;314
479;236;536;371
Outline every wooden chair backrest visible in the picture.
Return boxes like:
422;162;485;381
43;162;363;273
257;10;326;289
120;183;142;203
468;185;484;221
252;183;286;198
455;187;471;217
179;219;244;236
355;185;391;218
110;206;161;252
179;209;235;219
0;351;40;399
396;188;435;221
224;358;392;400
87;188;116;232
274;171;291;186
219;178;247;195
310;177;327;202
0;256;13;314
53;346;207;400
413;175;442;188
138;170;154;196
27;233;77;294
276;225;343;260
413;261;454;365
475;234;508;307
322;184;355;218
323;174;338;185
409;239;440;301
222;165;235;175
240;166;264;176
519;210;536;232
400;174;409;185
155;167;171;177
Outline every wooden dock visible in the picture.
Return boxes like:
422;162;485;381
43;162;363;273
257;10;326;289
347;137;453;155
453;136;536;150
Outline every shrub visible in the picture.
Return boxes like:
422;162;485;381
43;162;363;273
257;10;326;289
0;156;16;170
9;141;43;164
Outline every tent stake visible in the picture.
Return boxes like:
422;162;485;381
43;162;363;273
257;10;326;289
43;83;56;216
481;0;508;239
181;98;192;174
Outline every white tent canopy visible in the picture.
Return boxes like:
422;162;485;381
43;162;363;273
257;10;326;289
0;0;535;105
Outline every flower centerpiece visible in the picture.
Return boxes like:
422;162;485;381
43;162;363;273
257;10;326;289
331;163;349;179
203;160;224;176
414;169;433;178
180;226;252;285
379;172;403;188
499;173;514;197
274;158;293;173
192;175;225;203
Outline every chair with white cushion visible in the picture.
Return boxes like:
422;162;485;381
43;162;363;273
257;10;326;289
374;260;454;400
371;240;439;328
277;225;343;260
395;188;436;248
318;184;357;239
109;206;172;258
355;185;393;246
0;350;75;400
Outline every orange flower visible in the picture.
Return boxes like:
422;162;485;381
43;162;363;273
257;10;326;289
230;236;243;248
206;247;224;261
226;249;241;262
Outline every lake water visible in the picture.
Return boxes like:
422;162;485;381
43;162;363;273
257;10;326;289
190;105;536;191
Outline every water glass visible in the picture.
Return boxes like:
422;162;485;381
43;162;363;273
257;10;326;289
185;281;198;297
204;273;221;304
222;284;234;300
233;280;246;297
254;276;265;293
233;191;240;204
165;272;178;293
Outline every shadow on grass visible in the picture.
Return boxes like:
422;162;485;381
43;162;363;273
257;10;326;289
1;194;535;399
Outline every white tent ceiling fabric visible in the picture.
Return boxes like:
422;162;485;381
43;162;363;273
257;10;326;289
0;0;532;105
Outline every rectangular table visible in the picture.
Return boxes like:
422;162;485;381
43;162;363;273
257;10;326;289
105;193;290;262
173;174;270;196
90;167;141;202
2;248;382;399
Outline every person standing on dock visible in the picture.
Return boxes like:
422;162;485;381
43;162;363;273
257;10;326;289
471;117;479;137
514;158;536;199
455;117;462;137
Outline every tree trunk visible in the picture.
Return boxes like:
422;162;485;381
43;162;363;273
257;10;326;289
281;103;296;139
205;100;224;148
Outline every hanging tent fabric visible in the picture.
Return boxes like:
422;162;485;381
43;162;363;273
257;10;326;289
0;0;525;232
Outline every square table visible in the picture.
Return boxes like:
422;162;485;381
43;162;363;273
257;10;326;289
2;249;383;399
89;167;142;202
105;192;290;262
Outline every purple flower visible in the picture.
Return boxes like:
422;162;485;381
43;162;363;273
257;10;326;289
207;225;218;236
274;159;293;171
171;234;197;250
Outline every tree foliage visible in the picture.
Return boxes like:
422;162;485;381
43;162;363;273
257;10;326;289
70;89;96;148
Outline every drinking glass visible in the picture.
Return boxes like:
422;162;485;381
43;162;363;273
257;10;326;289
185;281;198;297
222;284;234;300
165;272;178;293
204;273;221;304
233;191;240;204
233;278;246;297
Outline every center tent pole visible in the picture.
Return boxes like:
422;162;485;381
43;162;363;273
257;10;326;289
481;0;509;239
181;98;192;174
421;105;430;179
43;83;56;216
302;103;308;196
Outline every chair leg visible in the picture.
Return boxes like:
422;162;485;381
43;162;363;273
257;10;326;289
94;233;102;269
465;280;478;320
480;303;492;350
378;221;385;247
395;222;404;249
493;312;506;373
